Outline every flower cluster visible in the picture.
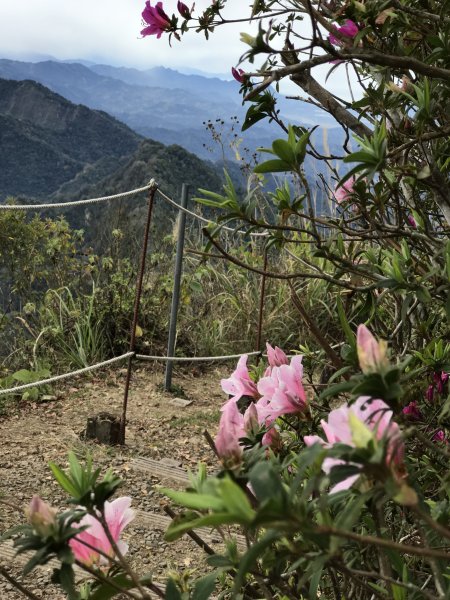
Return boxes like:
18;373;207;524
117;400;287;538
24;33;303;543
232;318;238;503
305;396;405;493
215;344;308;465
215;329;419;497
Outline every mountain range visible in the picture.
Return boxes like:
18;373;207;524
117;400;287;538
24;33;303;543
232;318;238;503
0;59;342;162
0;77;222;213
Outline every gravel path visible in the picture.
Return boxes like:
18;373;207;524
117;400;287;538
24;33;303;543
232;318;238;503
0;365;228;599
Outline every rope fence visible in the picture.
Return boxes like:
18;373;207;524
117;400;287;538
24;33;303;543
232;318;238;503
156;188;269;238
0;350;267;397
0;352;135;397
1;177;282;442
136;350;261;363
0;182;156;211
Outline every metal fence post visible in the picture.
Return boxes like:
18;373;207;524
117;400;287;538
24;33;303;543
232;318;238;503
120;181;157;444
164;184;189;391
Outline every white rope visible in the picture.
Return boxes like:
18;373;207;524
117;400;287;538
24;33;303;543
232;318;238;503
0;182;156;211
135;350;261;363
0;352;134;396
156;189;269;238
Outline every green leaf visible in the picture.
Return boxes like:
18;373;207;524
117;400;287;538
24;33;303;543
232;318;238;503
192;571;218;600
218;478;255;522
48;462;78;497
165;513;238;542
160;488;225;512
165;578;182;600
272;139;296;164
56;563;78;600
254;159;292;173
89;573;153;600
336;296;356;350
233;530;280;592
206;554;235;568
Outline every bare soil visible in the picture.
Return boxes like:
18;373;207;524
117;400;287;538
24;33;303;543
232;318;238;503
0;364;229;599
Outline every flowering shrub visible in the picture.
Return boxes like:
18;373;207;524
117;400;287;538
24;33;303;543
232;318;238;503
3;0;450;597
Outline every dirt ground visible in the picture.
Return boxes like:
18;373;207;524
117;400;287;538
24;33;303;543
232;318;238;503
0;363;230;599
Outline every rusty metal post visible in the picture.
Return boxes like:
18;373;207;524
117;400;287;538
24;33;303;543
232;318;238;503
120;181;157;444
255;247;268;362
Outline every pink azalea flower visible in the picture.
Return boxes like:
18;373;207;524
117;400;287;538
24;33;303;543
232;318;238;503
231;67;246;83
141;1;171;38
334;176;356;203
329;19;359;46
69;497;135;566
27;496;57;537
357;324;389;374
220;355;258;403
304;397;404;493
257;355;307;421
402;401;422;421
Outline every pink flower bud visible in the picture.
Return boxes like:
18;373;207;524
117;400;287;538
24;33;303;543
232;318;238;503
231;67;246;83
27;496;57;537
407;215;417;229
357;324;389;374
243;403;259;436
402;401;422;421
432;430;446;443
215;400;245;465
426;384;435;403
177;0;191;19
266;343;289;368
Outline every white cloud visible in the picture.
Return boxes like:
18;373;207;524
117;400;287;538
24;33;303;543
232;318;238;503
0;0;360;98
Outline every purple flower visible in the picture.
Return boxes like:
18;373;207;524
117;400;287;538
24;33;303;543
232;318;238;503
141;1;171;38
407;215;417;229
231;67;246;83
402;401;422;421
434;371;449;395
426;384;434;403
329;19;359;46
432;430;446;444
177;1;192;19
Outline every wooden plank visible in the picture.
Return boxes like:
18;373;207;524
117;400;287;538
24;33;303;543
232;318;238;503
131;456;190;483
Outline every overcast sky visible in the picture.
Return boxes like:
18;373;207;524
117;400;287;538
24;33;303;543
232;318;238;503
0;0;357;98
0;0;250;73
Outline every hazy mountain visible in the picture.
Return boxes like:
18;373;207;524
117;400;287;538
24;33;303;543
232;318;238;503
0;78;141;199
0;59;341;162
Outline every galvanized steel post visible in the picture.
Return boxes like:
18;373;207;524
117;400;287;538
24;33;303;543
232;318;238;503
164;184;189;391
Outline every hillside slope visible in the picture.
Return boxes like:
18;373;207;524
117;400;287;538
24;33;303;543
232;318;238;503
0;78;142;199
